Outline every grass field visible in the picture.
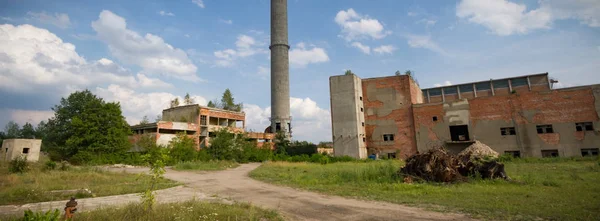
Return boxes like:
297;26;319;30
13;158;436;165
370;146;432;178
172;160;239;171
0;160;179;205
250;158;600;221
1;200;283;221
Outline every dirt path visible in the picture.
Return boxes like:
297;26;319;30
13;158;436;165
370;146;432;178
160;163;471;221
1;164;474;220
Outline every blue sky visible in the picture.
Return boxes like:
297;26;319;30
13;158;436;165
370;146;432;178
1;0;599;142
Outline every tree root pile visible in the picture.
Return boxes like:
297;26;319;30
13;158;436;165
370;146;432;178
400;147;509;183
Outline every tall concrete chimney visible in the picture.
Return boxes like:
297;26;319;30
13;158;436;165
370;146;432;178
270;0;291;139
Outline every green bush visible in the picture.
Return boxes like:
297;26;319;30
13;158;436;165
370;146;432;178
44;161;57;171
22;209;60;221
9;156;29;173
70;151;94;165
168;133;197;164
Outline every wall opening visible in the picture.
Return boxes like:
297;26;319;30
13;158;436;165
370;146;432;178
363;137;366;142
432;116;438;121
575;122;594;131
536;125;554;134
362;122;365;127
504;151;520;158
449;125;470;141
387;152;397;159
359;96;363;101
200;115;207;125
383;134;394;141
581;148;599;157
275;123;281;132
501;127;516;136
22;148;30;154
541;149;559;158
360;107;364;112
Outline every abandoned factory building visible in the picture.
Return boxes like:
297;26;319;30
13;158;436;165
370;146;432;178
330;72;600;159
130;105;274;150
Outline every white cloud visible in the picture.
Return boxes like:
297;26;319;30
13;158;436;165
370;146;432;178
373;45;396;54
351;42;371;54
27;11;71;29
214;34;267;67
417;18;437;27
192;0;205;8
91;10;200;82
407;12;418;17
95;84;207;125
0;108;54;126
0;24;172;95
433;81;453;87
289;42;329;67
158;11;175;16
243;97;331;142
456;0;600;36
257;66;269;80
406;34;446;55
335;8;391;41
220;19;233;25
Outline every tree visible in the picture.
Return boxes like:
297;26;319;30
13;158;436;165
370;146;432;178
345;70;353;75
405;70;413;76
170;98;180;108
183;93;194;105
35;121;47;140
155;115;162;122
4;121;21;139
207;101;216;108
274;131;290;155
44;90;131;159
140;116;150;124
221;89;236;111
21;122;36;139
395;70;401;76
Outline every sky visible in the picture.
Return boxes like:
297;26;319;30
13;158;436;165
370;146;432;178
0;0;599;142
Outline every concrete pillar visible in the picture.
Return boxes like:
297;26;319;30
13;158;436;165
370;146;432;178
270;0;291;139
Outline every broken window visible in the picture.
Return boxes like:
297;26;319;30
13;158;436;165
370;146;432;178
493;79;509;88
504;151;521;158
362;122;365;127
360;107;364;112
383;134;394;141
536;125;554;134
475;82;491;91
363;137;366;142
275;123;281;132
200;115;207;125
359;96;363;101
459;84;474;92
575;122;594;131
449;125;470;141
288;123;292;133
581;148;599;157
500;127;516;136
432;116;438;122
387;152;397;159
444;87;457;95
511;77;528;87
541;150;559;158
22;148;29;154
429;88;442;96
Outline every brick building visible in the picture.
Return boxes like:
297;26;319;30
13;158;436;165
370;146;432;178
130;105;274;150
330;73;600;159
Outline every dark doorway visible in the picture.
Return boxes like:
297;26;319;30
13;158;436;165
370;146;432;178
449;125;470;141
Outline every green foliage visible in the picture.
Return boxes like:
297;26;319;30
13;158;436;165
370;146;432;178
155;114;162;122
207;129;237;160
44;90;131;161
170;98;180;108
22;209;60;221
9;156;29;173
207;100;216;108
43;161;57;171
404;70;413;76
20;123;36;139
395;70;401;76
174;160;239;171
168;133;197;164
344;70;353;75
207;89;243;112
140;116;150;124
183;93;194;105
140;142;169;211
4;121;21;139
274;132;289;155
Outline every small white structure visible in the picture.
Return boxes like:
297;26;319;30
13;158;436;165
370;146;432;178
2;139;42;162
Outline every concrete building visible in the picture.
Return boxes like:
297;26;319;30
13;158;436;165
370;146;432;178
270;0;292;139
330;72;600;159
2;139;42;162
130;105;274;150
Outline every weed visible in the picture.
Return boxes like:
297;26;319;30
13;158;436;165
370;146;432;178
9;156;29;173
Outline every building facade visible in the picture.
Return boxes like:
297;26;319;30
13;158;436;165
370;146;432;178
2;139;42;162
130;105;274;150
330;73;600;159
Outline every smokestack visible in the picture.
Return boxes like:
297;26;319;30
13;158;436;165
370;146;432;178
270;0;291;139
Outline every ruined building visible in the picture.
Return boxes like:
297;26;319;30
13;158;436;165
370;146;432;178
269;0;292;139
130;105;274;150
330;73;600;159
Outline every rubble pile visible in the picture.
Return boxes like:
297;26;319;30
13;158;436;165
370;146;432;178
400;141;509;183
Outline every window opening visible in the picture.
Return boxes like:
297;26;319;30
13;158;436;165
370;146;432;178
275;123;281;132
432;116;438;122
475;82;491;91
541;150;559;158
360;107;364;112
493;80;509;88
387;152;397;159
22;148;30;154
429;88;442;96
504;151;521;158
511;77;528;87
581;148;599;157
501;127;516;136
449;125;470;141
575;122;594;131
383;134;394;141
444;87;457;95
536;125;554;134
459;84;474;92
359;96;363;101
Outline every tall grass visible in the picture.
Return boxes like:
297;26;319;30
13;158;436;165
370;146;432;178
250;158;600;221
172;160;239;171
0;200;283;221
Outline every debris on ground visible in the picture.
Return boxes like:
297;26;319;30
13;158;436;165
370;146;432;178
400;140;509;182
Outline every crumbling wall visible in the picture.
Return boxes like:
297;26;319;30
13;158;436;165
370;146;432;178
163;105;201;124
330;74;367;159
362;75;417;158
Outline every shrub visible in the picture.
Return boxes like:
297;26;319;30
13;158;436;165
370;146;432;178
9;156;29;173
22;209;60;221
168;133;197;164
58;161;71;171
44;161;57;171
70;151;94;165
